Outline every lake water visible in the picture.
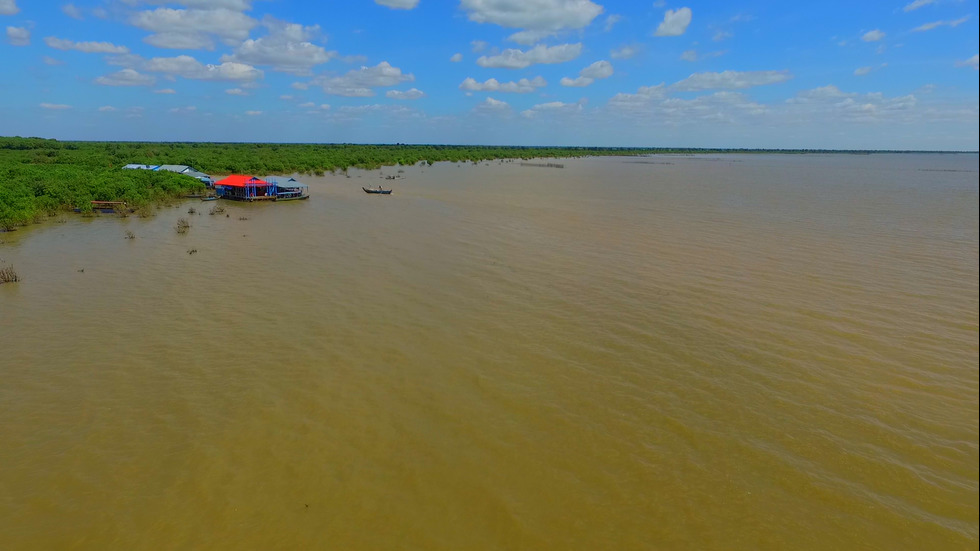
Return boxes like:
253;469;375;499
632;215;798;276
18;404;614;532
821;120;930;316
1;154;977;549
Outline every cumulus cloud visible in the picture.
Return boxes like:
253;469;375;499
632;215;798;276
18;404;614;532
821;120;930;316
45;36;129;54
471;40;488;52
461;0;603;44
713;30;733;41
476;43;582;68
145;54;263;81
560;60;613;87
912;17;969;32
957;54;979;70
903;0;936;11
476;96;510;111
144;32;215;50
154;88;176;94
6;25;28;46
40;103;71;109
95;68;156;86
654;7;692;37
226;87;247;95
62;3;83;19
98;105;116;112
450;52;463;62
670;70;792;91
861;29;885;42
608;84;667;109
310;61;413;96
460;76;546;93
854;66;872;76
610;44;638;59
679;49;725;62
375;0;418;8
604;14;621;31
520;99;585;118
131;8;257;46
221;18;333;75
386;88;425;99
169;105;197;114
787;85;918;122
42;56;64;65
0;0;18;15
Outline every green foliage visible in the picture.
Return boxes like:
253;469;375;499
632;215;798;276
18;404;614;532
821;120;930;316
0;136;693;228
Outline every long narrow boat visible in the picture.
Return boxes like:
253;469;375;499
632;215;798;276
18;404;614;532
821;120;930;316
363;187;392;195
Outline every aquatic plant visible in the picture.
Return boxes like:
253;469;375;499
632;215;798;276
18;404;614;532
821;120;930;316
209;205;225;215
175;217;190;234
0;264;19;284
125;230;135;239
187;206;197;215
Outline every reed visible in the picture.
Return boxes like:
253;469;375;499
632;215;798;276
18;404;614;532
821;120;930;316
209;205;225;215
0;264;19;284
175;217;191;234
187;206;197;215
125;230;135;239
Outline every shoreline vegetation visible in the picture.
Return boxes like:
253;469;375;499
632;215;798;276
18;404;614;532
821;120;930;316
1;136;975;230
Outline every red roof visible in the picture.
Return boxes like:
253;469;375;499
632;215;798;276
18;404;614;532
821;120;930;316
214;174;269;187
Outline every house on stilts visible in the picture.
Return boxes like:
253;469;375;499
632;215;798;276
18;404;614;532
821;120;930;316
213;175;309;202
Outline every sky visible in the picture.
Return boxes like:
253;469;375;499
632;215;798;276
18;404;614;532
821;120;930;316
1;0;978;149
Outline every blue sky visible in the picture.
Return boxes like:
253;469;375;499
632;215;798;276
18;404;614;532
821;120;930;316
2;0;978;149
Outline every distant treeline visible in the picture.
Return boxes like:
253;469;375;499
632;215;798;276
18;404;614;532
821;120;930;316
0;136;970;230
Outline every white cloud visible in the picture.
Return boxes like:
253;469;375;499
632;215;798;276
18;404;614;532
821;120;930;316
62;3;82;19
310;61;413;96
560;60;612;87
608;84;667;109
0;0;18;15
98;105;116;112
6;25;28;46
145;54;263;81
474;97;511;113
652;0;666;7
386;88;425;99
560;76;592;87
461;0;603;43
45;36;129;54
140;0;253;9
40;103;71;109
903;0;936;11
670;70;792;91
375;0;419;8
610;44;638;59
460;76;546;93
713;30;733;41
476;43;582;69
95;68;156;86
42;56;64;65
226;87;247;95
654;7;692;37
450;52;463;62
604;14;621;32
299;101;315;108
221;18;333;75
679;49;725;62
279;94;293;100
521;100;584;118
912;17;969;32
581;60;613;79
131;8;257;43
154;88;176;94
169;106;198;114
245;110;262;115
144;32;215;50
471;40;488;53
861;29;885;42
787;86;918;122
957;54;979;70
854;66;872;76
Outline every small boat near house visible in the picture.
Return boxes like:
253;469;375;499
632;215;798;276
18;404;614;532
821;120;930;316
363;186;392;195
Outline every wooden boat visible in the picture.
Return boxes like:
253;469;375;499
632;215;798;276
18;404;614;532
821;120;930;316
200;196;219;201
363;186;392;195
